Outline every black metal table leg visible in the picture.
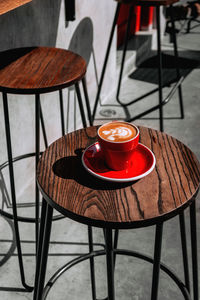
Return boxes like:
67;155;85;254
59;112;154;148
75;82;87;128
59;90;65;136
105;228;115;300
39;100;48;149
2;92;33;292
82;77;93;126
156;7;164;132
92;3;121;121
33;198;48;299
113;229;119;267
35;94;40;251
179;212;190;293
116;5;134;102
151;223;163;300
88;226;97;300
33;200;53;300
169;5;184;119
190;200;199;300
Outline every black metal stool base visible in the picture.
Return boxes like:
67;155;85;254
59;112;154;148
39;247;192;300
92;3;184;132
33;200;198;300
1;73;92;292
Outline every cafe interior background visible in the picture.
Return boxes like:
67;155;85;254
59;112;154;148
0;0;199;299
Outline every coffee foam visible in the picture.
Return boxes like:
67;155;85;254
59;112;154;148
99;122;137;142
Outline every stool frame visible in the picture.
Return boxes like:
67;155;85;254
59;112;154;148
92;3;184;132
33;198;198;300
0;77;92;291
32;125;199;300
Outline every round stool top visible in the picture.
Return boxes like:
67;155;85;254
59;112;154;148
37;126;200;229
0;47;86;94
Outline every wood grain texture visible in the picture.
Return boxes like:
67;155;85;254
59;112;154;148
115;0;179;6
0;47;86;94
37;126;200;229
0;0;32;15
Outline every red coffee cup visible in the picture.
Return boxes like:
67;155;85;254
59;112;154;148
97;121;139;170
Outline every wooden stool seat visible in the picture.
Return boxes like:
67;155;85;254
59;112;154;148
115;0;178;6
0;47;86;94
37;126;200;228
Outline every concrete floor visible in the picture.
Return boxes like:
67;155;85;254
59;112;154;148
0;22;200;300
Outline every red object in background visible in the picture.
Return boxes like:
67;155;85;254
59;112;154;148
117;4;141;47
140;6;154;30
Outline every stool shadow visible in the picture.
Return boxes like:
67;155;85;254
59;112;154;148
63;17;98;132
68;17;93;66
130;50;200;86
53;149;135;190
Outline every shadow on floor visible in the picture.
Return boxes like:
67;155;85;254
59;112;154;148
129;50;200;86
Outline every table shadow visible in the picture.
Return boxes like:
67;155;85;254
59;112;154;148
130;50;200;86
52;148;136;190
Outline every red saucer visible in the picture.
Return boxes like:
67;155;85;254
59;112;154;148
82;142;156;182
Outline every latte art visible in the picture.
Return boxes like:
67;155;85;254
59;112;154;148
102;127;133;141
98;122;137;142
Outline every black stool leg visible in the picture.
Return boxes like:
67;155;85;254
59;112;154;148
151;223;163;300
82;77;93;126
169;5;184;119
179;212;190;293
75;82;87;128
116;5;134;102
88;226;97;300
113;229;119;267
33;200;53;300
103;229;119;269
187;18;192;34
190;200;199;300
156;7;164;132
33;198;48;299
105;228;115;300
92;3;121;121
35;94;40;251
59;90;65;136
39;100;48;149
2;92;32;291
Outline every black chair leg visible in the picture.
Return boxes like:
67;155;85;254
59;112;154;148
35;94;40;251
169;5;184;119
39;99;48;149
151;223;163;300
116;5;134;103
33;198;48;299
88;226;97;300
179;212;190;293
105;228;115;300
187;18;192;33
75;82;87;128
2;92;33;292
82;77;93;126
92;3;121;121
156;7;164;132
59;90;65;136
33;200;53;300
190;200;199;300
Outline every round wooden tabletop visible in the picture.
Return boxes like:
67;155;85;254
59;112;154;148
37;126;200;229
0;47;86;94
